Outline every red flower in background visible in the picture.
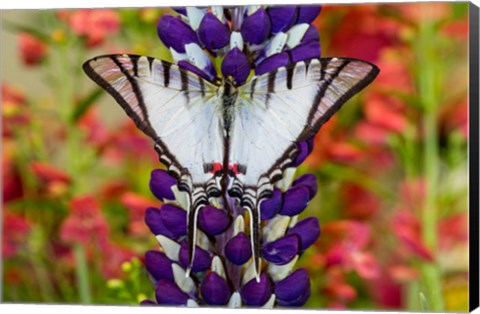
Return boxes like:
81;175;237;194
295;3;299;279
29;161;71;196
18;33;47;66
2;83;29;138
120;192;158;237
340;183;380;219
99;241;136;279
68;9;120;47
2;212;32;258
60;195;109;246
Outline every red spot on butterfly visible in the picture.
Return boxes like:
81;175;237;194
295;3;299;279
209;163;241;174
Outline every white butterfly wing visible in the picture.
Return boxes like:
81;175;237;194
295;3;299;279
230;58;379;275
83;55;223;271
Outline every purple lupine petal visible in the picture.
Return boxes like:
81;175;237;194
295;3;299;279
241;8;271;45
268;6;298;34
159;204;187;237
179;242;211;272
198;13;230;50
155;279;189;305
240;273;273;306
150;169;177;201
221;47;250;85
291;141;309;167
260;188;283;220
290;41;321;63
145;250;174;281
198;205;231;236
280;185;310;216
255;52;289;75
178;60;216;81
200;272;231;305
140;299;157;305
306;135;315;153
277;284;311;306
262;234;298;265
224;232;252;265
145;207;171;237
293;174;318;200
300;25;320;44
173;8;187;16
297;5;322;24
286;217;320;250
274;268;310;304
157;15;199;53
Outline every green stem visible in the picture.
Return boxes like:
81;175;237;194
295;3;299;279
414;9;444;312
73;244;92;304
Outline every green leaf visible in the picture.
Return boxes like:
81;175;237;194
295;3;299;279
70;88;104;123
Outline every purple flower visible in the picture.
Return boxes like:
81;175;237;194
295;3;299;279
201;272;231;305
198;205;231;236
157;15;199;53
297;5;322;24
198;13;230;50
221;47;251;85
156;279;189;305
286;217;321;251
280;185;310;216
179;241;211;273
274;269;311;306
262;234;299;264
241;8;271;44
260;188;283;220
268;6;298;34
241;273;273;306
150;169;177;201
224;232;252;265
143;6;327;308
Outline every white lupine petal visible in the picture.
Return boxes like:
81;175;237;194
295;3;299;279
266;32;287;57
185;43;211;71
262;294;276;308
172;264;196;294
169;47;188;62
233;215;245;236
289;215;299;229
228;292;242;308
170;185;189;210
247;5;261;15
197;229;211;251
241;260;256;285
267;255;299;282
211;256;226;279
156;235;180;261
187;299;199;307
263;216;291;243
286;23;310;48
186;7;206;30
275;167;297;191
211;6;225;22
230;31;244;50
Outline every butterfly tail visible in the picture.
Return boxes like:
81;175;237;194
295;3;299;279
242;189;262;282
185;188;208;277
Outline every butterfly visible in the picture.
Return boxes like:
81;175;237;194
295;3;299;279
83;54;379;280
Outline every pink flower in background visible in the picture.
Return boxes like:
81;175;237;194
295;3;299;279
18;33;47;66
340;183;380;219
68;9;120;47
60;195;110;246
120;192;158;237
2;212;32;258
29;161;71;196
99;241;136;279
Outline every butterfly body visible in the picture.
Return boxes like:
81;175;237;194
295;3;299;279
83;54;379;280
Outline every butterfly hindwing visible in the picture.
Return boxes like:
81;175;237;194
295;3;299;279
231;57;379;276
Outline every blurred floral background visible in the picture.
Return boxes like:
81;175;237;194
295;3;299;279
1;3;469;311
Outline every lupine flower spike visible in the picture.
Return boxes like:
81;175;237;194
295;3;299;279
142;5;322;307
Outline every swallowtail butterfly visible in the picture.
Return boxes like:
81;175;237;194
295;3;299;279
83;54;379;280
